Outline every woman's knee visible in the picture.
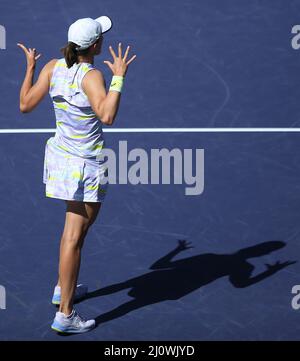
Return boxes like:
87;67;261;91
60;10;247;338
62;201;100;248
62;223;90;249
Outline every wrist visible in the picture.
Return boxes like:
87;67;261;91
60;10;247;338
27;64;36;71
109;75;124;93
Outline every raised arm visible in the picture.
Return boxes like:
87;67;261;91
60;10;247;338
82;43;136;126
82;69;114;125
150;240;194;270
17;43;56;113
229;260;296;288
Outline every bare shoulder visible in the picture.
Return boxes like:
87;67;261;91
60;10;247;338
82;68;106;93
39;59;58;81
44;58;59;71
84;68;104;82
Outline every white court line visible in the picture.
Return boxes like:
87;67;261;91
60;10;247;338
1;128;300;133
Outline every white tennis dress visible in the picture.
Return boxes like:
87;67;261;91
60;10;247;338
43;58;108;202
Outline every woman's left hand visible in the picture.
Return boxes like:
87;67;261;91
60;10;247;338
17;43;42;68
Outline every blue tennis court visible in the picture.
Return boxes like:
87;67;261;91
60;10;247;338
0;0;300;340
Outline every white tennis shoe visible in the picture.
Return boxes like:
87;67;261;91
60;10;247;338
51;309;95;334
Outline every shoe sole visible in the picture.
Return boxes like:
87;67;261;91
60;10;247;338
51;325;95;334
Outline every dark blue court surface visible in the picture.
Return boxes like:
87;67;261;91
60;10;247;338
1;0;300;340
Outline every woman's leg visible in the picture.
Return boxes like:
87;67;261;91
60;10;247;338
58;200;101;315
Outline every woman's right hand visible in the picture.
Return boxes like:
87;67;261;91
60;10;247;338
103;43;137;77
17;43;42;69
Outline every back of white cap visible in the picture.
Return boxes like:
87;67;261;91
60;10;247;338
68;16;112;50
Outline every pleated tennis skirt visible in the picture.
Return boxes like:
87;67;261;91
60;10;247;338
43;138;108;203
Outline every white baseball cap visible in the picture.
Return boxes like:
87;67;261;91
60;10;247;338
68;16;113;50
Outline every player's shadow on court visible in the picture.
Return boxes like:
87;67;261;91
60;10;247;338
84;240;296;326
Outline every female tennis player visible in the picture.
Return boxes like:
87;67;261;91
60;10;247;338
17;15;136;334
